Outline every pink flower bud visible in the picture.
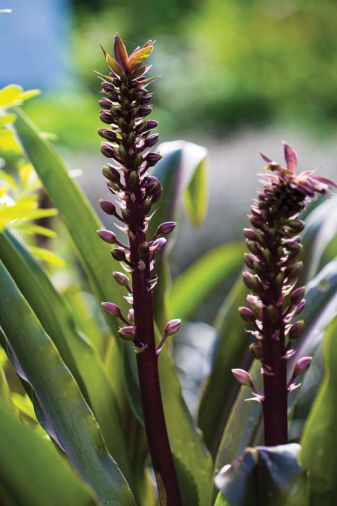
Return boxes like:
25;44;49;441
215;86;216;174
238;306;255;322
290;287;305;304
293;356;312;377
97;229;117;244
164;319;181;337
231;368;253;388
127;308;135;324
283;142;297;172
152;237;167;252
99;199;116;215
118;326;136;341
101;302;122;317
156;221;176;236
113;271;130;288
111;248;126;262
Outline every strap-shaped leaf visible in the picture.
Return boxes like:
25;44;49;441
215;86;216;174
0;229;130;480
0;402;97;506
14;108;125;333
169;242;244;320
198;277;248;455
0;260;135;506
300;316;337;503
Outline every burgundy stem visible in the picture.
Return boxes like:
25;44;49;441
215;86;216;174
261;222;288;446
126;176;181;505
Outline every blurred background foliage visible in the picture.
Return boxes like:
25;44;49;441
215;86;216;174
12;0;337;149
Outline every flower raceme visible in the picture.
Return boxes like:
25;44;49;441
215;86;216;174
96;34;181;505
233;143;337;446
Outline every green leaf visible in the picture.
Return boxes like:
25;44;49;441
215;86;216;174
14;108;125;330
301;195;337;280
0;260;135;506
198;277;248;455
149;141;208;325
0;229;131;482
169;242;244;320
0;402;98;506
300;316;337;502
215;444;308;506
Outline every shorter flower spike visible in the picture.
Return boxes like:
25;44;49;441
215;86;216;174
164;319;181;337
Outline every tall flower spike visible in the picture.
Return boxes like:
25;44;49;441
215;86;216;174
97;34;181;505
235;143;336;446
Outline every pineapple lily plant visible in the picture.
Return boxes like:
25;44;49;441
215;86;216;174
0;33;337;506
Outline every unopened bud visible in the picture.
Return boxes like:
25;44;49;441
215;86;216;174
99;98;113;109
100;110;114;124
127;308;135;324
146;119;159;130
145;152;162;166
294;299;306;315
128;171;139;188
293;356;312;377
231;368;253;388
138;105;152;117
101;142;117;158
156;221;176;236
244;228;257;241
242;271;261;293
164;319;181;337
118;326;136;341
98;129;118;142
145;133;159;148
288;320;304;339
290;287;305;304
239;306;255;322
101;302;122;318
288;219;305;232
152;237;167;252
113;271;130;288
97;229;117;244
99;199;116;215
111;248;126;262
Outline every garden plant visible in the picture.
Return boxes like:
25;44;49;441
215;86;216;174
0;33;337;506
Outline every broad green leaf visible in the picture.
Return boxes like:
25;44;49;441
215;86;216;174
0;402;97;506
301;195;337;280
150;141;208;325
0;230;131;482
14;108;125;330
215;444;308;506
0;260;135;506
159;338;213;506
300;316;337;502
169;242;244;320
198;277;248;455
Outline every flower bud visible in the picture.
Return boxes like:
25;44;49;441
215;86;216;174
152;237;167;252
111;248;126;262
100;110;114;124
288;219;305;232
99;199;116;215
244;228;257;241
231;368;253;388
127;308;135;324
146;119;159;129
294;299;305;315
101;302;122;317
145;152;162;166
138;105;152;117
293;356;312;377
102;81;115;93
97;229;117;244
238;306;255;322
101;142;117;158
102;165;121;184
164;319;181;337
290;286;305;304
98;129;118;142
288;320;304;339
242;271;261;294
128;171;139;188
144;133;159;148
155;221;176;236
118;326;136;341
113;271;130;288
99;98;113;109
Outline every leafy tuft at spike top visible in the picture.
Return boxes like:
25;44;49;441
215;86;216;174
234;142;337;446
96;34;181;505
